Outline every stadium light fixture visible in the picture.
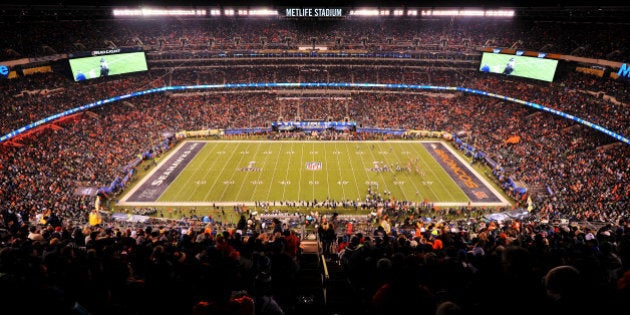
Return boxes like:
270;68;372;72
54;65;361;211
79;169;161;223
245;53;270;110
112;7;206;17
421;9;514;17
485;10;515;17
349;9;380;16
112;9;140;16
248;8;279;16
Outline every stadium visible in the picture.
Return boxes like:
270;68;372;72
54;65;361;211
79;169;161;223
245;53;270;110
1;1;629;314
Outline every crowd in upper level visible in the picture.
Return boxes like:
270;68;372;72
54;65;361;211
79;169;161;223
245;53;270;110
2;15;630;62
2;67;629;136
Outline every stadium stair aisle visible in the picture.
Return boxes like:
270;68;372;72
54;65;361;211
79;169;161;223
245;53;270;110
289;240;326;315
322;257;359;315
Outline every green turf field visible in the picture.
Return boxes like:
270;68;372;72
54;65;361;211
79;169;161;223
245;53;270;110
69;51;148;81
120;140;510;208
479;52;558;82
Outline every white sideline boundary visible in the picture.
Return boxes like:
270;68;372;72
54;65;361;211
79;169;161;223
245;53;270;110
117;140;511;208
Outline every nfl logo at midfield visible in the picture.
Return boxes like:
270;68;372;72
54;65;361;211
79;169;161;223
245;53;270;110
306;162;322;170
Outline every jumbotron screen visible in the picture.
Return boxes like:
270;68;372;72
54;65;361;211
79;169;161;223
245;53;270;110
479;52;559;82
69;50;148;82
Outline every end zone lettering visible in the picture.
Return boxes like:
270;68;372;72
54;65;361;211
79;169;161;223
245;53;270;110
434;148;479;189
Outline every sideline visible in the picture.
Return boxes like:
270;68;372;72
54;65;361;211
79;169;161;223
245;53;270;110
117;139;511;208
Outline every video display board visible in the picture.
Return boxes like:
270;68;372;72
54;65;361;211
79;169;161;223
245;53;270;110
479;52;558;82
69;49;148;82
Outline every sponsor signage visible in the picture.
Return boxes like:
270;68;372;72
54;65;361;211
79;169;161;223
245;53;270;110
68;47;140;59
618;63;630;79
284;8;344;17
0;65;8;78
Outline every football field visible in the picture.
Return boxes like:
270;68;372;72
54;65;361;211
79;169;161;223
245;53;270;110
119;140;510;208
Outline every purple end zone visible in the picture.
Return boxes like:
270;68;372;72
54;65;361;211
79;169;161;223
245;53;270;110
422;142;501;203
126;142;205;202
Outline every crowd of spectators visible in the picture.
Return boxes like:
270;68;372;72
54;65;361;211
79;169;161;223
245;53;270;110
0;211;305;315
2;12;630;62
1;9;630;314
2;67;629;231
0;66;630;135
2;197;630;315
2;66;629;140
326;211;630;315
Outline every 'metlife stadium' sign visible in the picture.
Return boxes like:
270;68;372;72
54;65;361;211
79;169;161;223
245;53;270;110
284;8;344;17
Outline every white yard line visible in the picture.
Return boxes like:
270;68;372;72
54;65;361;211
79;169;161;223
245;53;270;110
337;142;361;200
265;142;284;202
408;142;459;200
298;142;305;200
250;142;275;200
280;143;295;201
197;143;226;202
119;140;204;203
325;143;333;199
387;142;418;201
119;139;511;207
368;142;393;194
215;142;247;201
233;142;264;201
331;142;347;200
345;142;375;199
166;143;213;200
314;142;321;199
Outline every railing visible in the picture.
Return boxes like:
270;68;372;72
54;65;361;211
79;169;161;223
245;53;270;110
321;253;330;306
